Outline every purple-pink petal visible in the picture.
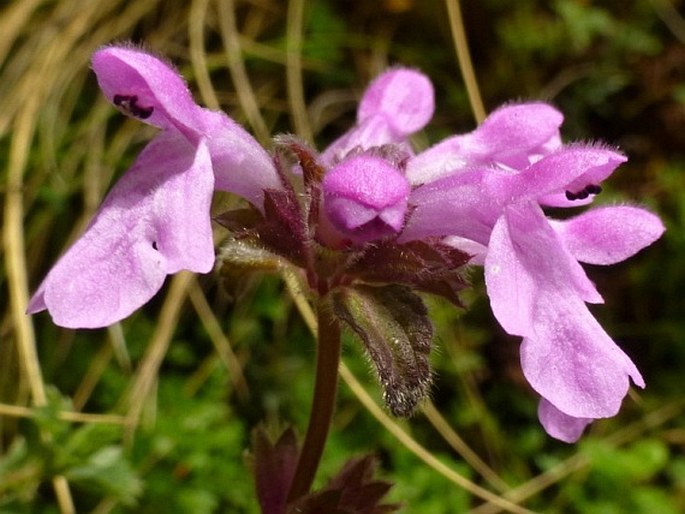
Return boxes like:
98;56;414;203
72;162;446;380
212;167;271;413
93;45;281;208
357;67;435;137
513;145;627;202
403;145;628;246
27;133;214;328
322;155;410;242
538;399;593;443
443;236;488;265
469;102;564;169
484;204;602;336
406;102;564;185
400;167;504;244
92;46;202;137
320;68;434;166
199;109;282;206
520;291;644;419
551;206;665;265
483;204;642;419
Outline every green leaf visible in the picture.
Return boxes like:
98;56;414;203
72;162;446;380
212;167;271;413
65;446;142;506
332;284;433;417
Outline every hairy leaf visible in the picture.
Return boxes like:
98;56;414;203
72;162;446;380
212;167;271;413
346;239;469;306
332;284;433;417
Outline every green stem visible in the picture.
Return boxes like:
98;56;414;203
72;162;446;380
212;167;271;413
287;298;342;503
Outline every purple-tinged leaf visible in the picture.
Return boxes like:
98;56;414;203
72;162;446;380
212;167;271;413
217;235;284;274
213;207;264;234
332;285;432;417
253;426;300;514
259;188;309;266
288;455;400;514
346;239;469;306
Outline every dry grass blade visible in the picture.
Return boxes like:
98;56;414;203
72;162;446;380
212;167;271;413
120;272;195;438
0;2;174;510
338;364;536;514
445;0;486;124
3;65;76;514
188;280;251;401
468;401;685;514
0;0;44;66
190;0;222;110
217;0;271;143
421;400;510;493
0;403;126;425
285;0;313;142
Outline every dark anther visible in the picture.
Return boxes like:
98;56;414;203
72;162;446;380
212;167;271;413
586;184;602;195
135;104;154;119
566;184;602;201
152;241;158;250
112;94;154;119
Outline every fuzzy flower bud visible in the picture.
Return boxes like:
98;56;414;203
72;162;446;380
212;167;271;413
322;155;410;244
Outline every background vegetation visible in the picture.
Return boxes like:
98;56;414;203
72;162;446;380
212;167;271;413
1;0;684;512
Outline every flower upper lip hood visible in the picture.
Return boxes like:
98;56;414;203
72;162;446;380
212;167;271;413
405;102;564;186
28;45;283;328
91;45;281;207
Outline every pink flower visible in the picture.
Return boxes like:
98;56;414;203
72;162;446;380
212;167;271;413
403;103;665;441
28;46;280;328
322;154;410;244
320;67;434;167
28;48;435;328
317;67;434;246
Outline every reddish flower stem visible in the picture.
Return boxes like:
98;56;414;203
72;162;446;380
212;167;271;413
287;297;341;504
